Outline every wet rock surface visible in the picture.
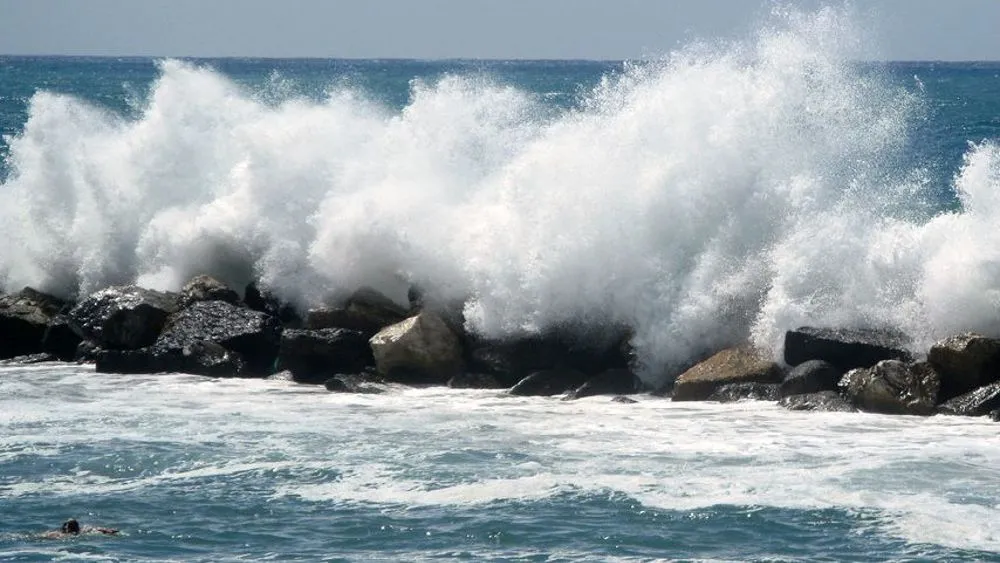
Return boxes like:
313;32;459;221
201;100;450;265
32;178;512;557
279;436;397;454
0;288;68;359
672;347;783;401
784;327;911;372
839;360;939;415
96;341;246;377
707;382;781;402
68;285;178;350
780;360;843;397
779;391;856;412
155;300;281;375
277;328;373;384
936;381;1000;417
927;333;1000;402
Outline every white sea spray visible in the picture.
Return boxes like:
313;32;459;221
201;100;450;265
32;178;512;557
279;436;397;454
1;7;998;384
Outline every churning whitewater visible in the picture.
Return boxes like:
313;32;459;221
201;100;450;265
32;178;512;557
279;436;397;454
2;8;1000;384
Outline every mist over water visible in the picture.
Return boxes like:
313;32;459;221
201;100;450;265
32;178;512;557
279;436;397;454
1;7;999;383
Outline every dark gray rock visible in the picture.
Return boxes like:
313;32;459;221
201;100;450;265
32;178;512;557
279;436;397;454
927;333;1000;402
276;328;372;384
780;360;843;397
672;347;784;401
990;409;1000;422
937;381;1000;417
155;300;281;375
784;327;911;372
179;275;241;308
41;315;82;361
0;288;68;359
779;391;856;412
68;285;179;349
566;368;642;400
447;372;505;389
468;330;630;388
508;368;590;397
708;382;781;402
96;340;245;377
611;395;638;404
839;360;939;415
305;287;409;335
74;340;101;363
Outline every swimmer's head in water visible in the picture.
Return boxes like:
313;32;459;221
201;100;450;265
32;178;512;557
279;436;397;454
61;519;80;534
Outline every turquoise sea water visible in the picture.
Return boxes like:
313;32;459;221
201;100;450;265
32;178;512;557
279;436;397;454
2;10;1000;561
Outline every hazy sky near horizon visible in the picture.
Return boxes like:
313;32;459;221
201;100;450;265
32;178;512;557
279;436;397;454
0;0;998;61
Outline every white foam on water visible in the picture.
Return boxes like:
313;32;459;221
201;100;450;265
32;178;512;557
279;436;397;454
3;368;998;553
5;7;1000;381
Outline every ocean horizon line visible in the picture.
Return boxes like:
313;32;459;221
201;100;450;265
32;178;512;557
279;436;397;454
2;53;1000;65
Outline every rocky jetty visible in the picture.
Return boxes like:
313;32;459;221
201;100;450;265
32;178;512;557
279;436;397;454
1;279;999;423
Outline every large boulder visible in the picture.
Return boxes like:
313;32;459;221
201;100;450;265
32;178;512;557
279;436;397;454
927;333;1000;402
41;315;83;361
306;287;409;335
0;288;67;359
784;327;911;372
468;331;630;388
68;285;179;350
839;360;939;415
936;381;1000;417
369;311;463;383
780;360;843;397
508;368;589;397
708;382;781;402
96;341;245;377
155;300;282;375
779;391;856;412
179;275;240;308
672;347;784;401
276;328;373;384
565;368;643;400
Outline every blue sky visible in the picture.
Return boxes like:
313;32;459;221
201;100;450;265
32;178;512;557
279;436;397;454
0;0;998;60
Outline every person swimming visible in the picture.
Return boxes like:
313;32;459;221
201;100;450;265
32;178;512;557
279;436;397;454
43;519;119;538
61;519;80;534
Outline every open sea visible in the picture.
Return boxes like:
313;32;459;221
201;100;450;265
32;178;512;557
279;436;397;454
2;8;1000;562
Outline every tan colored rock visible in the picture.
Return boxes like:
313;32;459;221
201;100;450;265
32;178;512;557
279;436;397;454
369;311;463;383
672;347;783;401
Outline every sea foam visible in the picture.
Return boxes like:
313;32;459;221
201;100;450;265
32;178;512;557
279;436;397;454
1;7;998;383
